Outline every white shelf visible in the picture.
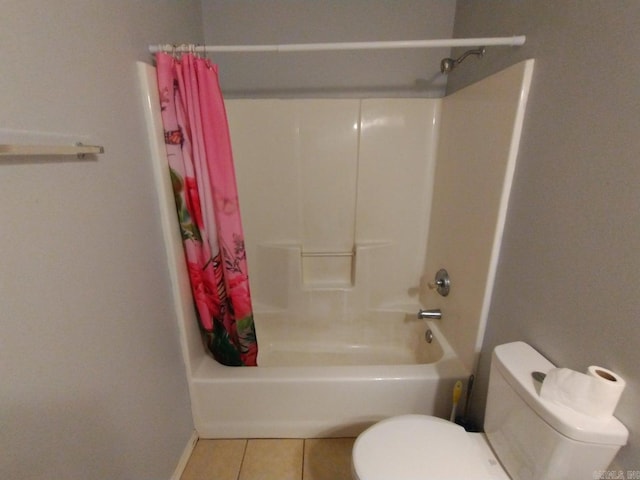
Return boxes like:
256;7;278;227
0;143;104;157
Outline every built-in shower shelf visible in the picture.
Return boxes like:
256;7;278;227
301;281;354;291
0;143;104;158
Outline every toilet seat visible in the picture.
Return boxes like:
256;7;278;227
352;415;509;480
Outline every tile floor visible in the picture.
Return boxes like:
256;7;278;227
180;438;356;480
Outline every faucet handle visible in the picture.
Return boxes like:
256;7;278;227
428;269;450;297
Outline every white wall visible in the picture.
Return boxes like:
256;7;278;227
200;0;455;97
1;2;202;479
449;1;640;469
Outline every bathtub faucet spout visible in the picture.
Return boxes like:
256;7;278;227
417;308;442;320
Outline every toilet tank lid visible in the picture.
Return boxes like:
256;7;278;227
492;342;628;446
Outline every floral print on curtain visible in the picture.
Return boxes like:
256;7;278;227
156;52;258;366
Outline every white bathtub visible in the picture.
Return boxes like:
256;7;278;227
191;312;468;438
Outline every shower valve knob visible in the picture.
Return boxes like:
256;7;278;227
428;268;450;297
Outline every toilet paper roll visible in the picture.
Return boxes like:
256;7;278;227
540;366;625;419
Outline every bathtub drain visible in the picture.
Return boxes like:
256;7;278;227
425;329;433;343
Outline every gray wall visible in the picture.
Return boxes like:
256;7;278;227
448;1;640;469
1;1;202;478
201;0;455;97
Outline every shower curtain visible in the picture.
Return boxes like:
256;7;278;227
155;52;258;366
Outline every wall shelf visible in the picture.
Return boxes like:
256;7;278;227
0;143;104;158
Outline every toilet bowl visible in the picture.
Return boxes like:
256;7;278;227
352;414;508;480
351;342;628;480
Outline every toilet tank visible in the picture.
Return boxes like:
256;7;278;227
484;342;628;480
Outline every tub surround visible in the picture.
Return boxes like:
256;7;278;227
228;98;439;313
421;60;535;371
230;62;534;373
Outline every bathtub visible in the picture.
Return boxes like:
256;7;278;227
191;311;468;438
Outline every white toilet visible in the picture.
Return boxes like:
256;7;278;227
352;341;628;480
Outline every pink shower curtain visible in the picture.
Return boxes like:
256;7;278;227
156;52;258;366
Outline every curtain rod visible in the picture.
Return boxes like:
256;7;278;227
149;36;526;54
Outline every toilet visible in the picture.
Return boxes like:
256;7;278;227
352;341;628;480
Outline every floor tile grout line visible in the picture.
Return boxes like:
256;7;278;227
236;439;249;480
301;439;306;480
